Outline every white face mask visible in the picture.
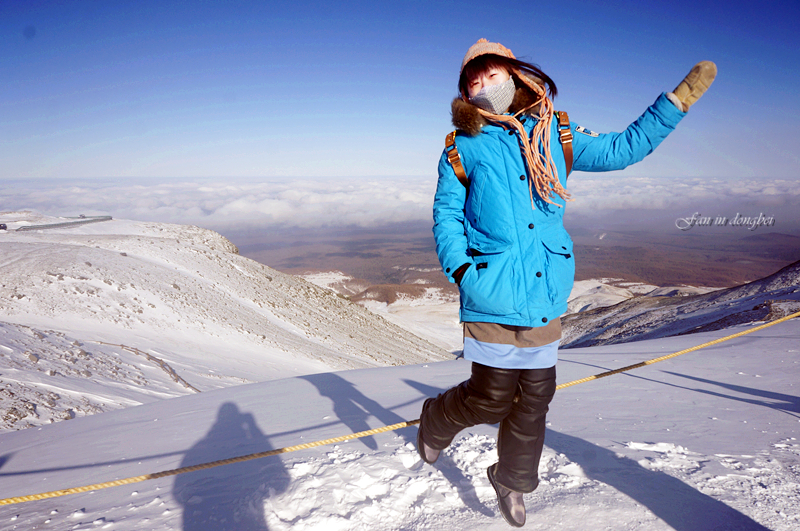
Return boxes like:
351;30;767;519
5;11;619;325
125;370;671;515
469;76;516;114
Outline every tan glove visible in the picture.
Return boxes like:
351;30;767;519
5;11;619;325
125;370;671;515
669;61;717;111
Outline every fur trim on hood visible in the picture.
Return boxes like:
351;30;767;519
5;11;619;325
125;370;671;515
451;85;543;136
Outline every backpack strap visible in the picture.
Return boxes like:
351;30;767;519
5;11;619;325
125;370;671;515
444;112;574;189
556;111;573;177
445;131;470;189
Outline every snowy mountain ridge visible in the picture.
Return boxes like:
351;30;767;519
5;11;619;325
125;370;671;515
0;212;450;431
561;259;800;348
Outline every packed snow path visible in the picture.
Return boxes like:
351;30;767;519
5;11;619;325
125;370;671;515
1;323;798;530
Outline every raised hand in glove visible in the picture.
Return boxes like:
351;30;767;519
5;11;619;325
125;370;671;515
667;61;717;112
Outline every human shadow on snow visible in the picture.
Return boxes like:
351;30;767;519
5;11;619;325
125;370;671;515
173;402;289;531
545;429;771;531
300;373;409;451
661;371;800;417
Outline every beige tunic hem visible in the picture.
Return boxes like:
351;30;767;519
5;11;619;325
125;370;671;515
464;318;562;348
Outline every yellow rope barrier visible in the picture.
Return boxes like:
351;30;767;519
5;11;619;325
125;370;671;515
2;310;798;506
0;420;419;506
556;310;800;390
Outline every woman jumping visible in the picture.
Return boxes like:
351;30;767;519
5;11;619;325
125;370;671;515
418;38;716;527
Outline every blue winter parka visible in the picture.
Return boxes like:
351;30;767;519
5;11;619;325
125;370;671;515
433;92;685;327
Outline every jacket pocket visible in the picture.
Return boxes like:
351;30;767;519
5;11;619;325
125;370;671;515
459;250;517;316
541;233;575;305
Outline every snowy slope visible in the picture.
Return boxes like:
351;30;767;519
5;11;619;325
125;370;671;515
0;321;198;431
0;212;450;430
0;322;798;530
300;271;731;355
565;279;720;315
562;260;800;348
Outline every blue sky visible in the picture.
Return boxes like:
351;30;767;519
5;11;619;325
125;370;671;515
2;0;799;182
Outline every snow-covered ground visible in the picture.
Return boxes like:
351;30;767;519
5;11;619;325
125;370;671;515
356;289;462;353
1;323;798;530
1;212;799;530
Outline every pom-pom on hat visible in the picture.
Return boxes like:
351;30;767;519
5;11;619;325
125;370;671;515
460;38;516;74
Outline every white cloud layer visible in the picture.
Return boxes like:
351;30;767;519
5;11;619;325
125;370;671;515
2;178;437;230
567;176;800;213
3;175;799;231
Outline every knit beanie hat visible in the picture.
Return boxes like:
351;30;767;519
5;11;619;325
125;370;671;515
460;38;516;74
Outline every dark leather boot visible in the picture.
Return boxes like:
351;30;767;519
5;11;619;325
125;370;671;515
417;398;441;464
488;463;526;527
